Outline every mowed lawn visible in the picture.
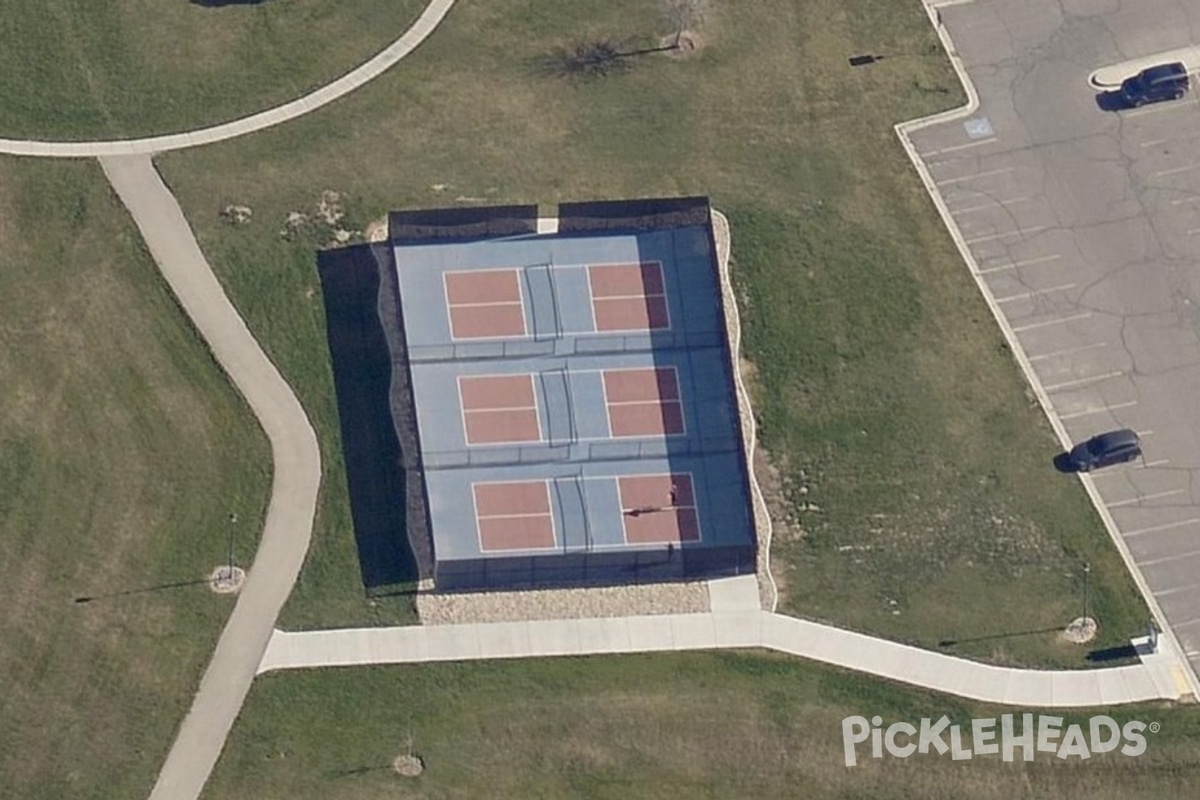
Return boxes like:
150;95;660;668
0;0;422;140
205;653;1200;800
160;0;1147;663
0;157;270;799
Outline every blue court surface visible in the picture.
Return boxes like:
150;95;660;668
390;201;756;589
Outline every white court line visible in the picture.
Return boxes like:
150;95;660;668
1123;518;1200;538
1058;401;1137;420
964;226;1047;245
977;253;1061;275
448;299;525;309
1108;489;1185;508
1011;312;1092;333
1042;371;1123;393
1153;162;1200;178
995;283;1075;303
924;137;998;156
1031;342;1108;362
952;196;1031;214
936;167;1013;186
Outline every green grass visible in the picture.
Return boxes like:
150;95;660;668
204;653;1200;800
0;157;270;799
158;0;1147;662
0;0;423;140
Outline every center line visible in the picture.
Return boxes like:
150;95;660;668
1011;312;1092;333
937;167;1013;186
1108;489;1185;508
1124;518;1200;537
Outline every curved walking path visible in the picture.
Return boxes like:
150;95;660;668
0;0;455;158
103;155;323;800
258;577;1191;708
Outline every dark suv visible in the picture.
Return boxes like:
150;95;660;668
1068;429;1142;472
1121;62;1189;107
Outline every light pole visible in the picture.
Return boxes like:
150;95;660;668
227;513;237;582
1083;562;1091;622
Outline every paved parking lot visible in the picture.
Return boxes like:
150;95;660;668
910;0;1200;684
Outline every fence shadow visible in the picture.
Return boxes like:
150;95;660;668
317;245;419;590
190;0;270;8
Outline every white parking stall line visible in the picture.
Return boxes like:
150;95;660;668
1011;312;1092;333
1138;459;1171;470
951;196;1030;215
1123;518;1200;538
995;283;1075;303
1170;195;1200;206
1153;162;1200;178
924;137;998;157
1060;398;1132;419
964;226;1047;245
1154;583;1200;599
1042;371;1123;393
1140;138;1170;148
1142;547;1200;568
936;167;1013;186
1108;489;1185;509
976;254;1061;275
1187;228;1200;236
1030;342;1107;363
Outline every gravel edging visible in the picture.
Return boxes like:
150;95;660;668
417;580;710;625
712;209;778;612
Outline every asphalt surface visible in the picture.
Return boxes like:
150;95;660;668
102;155;322;800
908;0;1200;689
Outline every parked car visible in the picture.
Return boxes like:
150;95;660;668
1121;62;1189;107
1068;429;1141;472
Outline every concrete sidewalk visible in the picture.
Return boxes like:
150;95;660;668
260;606;1191;709
103;155;322;800
0;0;456;158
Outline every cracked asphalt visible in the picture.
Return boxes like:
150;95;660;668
911;0;1200;681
